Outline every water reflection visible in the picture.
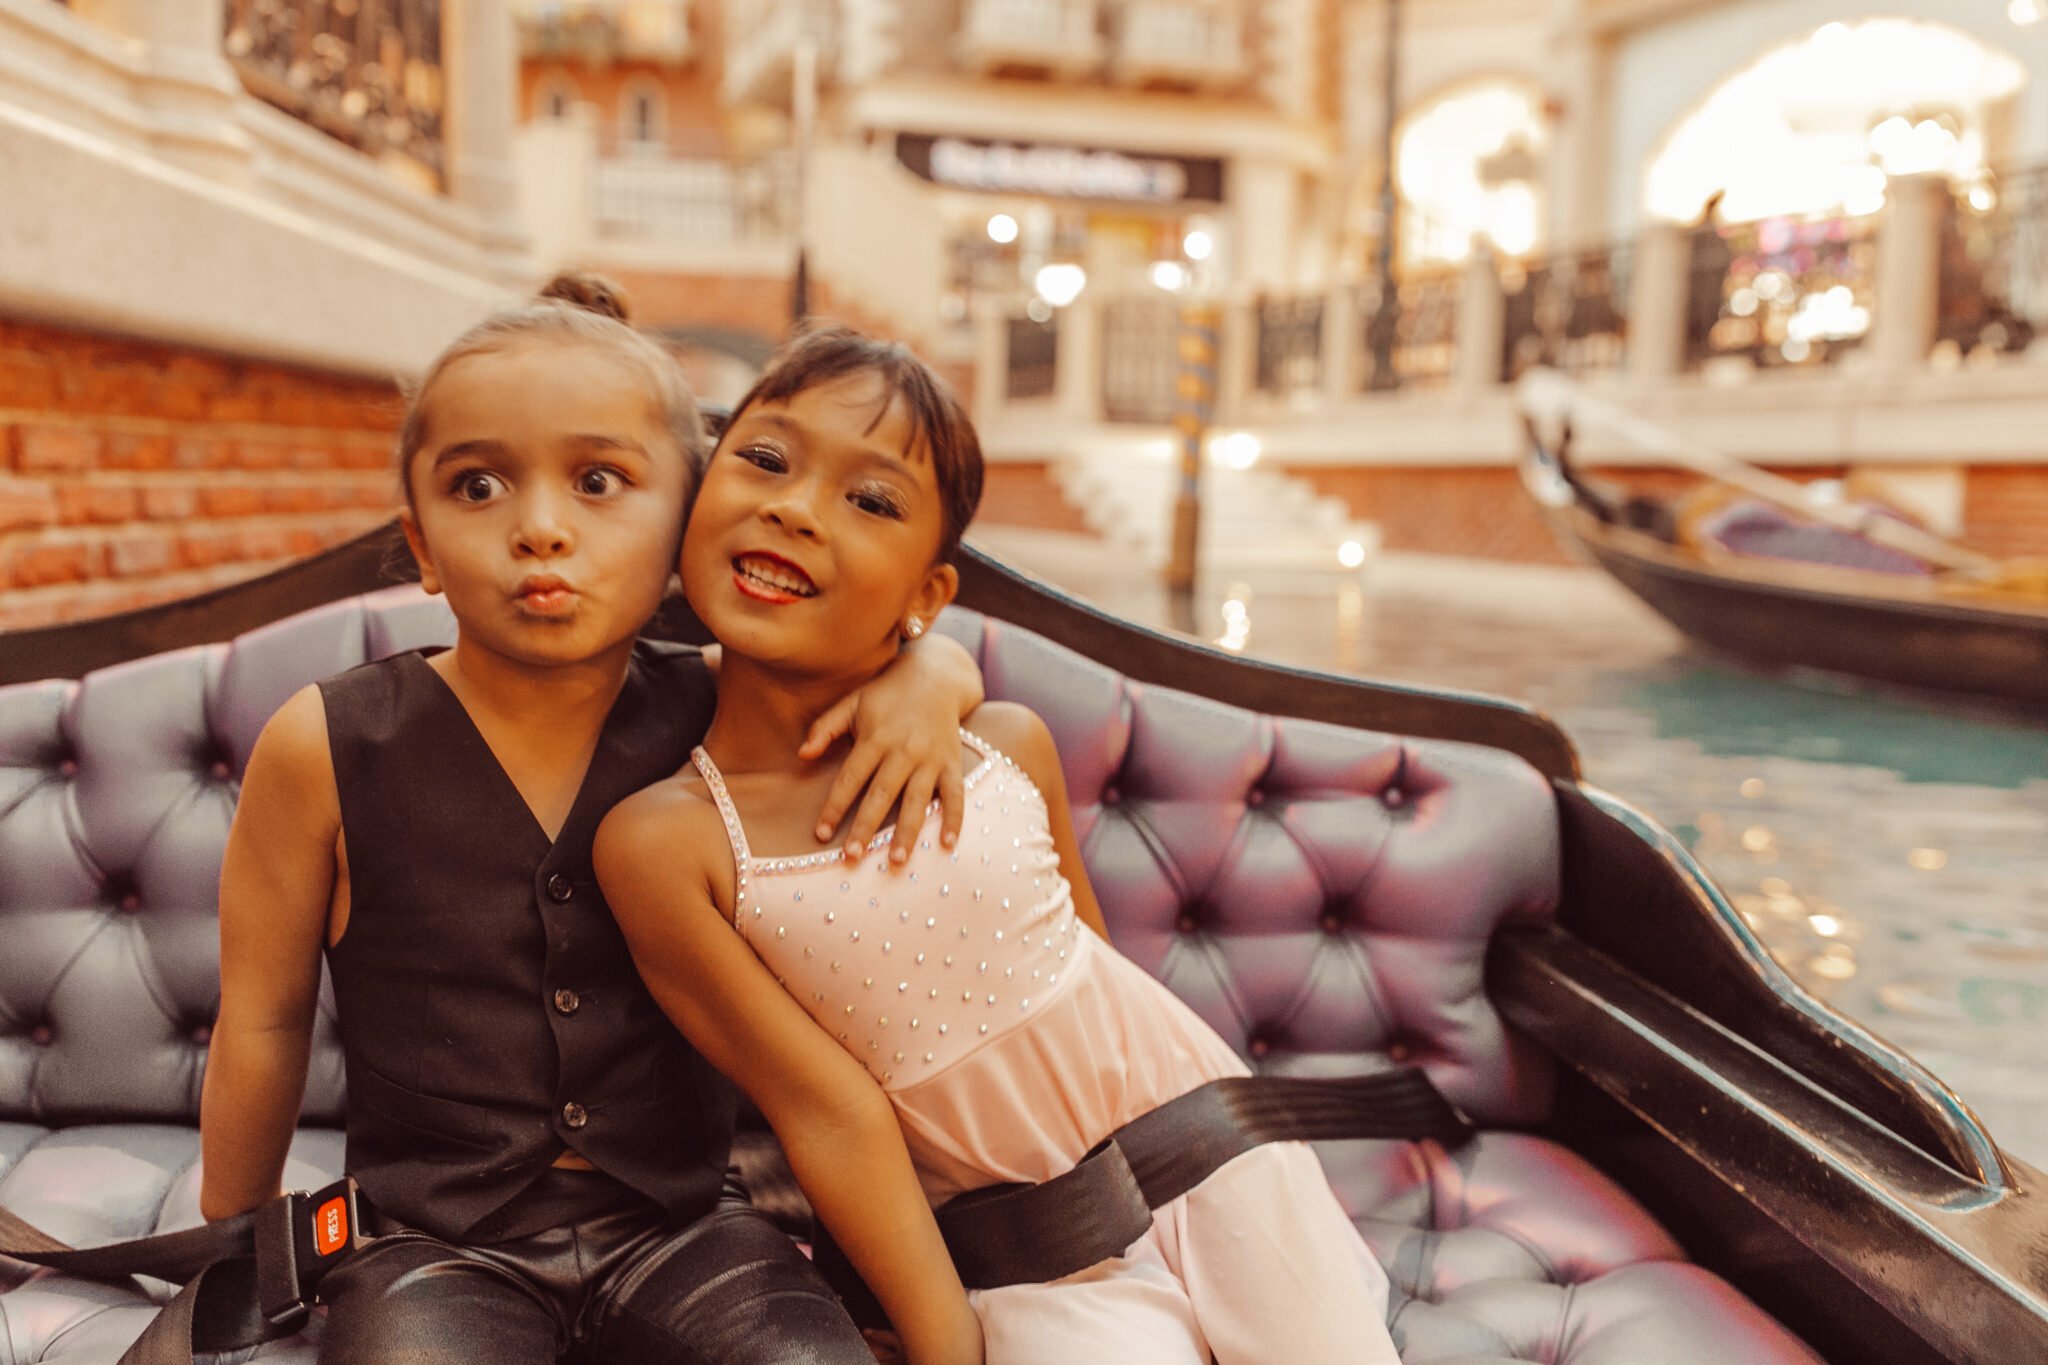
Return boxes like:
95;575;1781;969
971;529;2048;1165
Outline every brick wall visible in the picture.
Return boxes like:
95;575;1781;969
1281;464;1924;564
976;462;1095;534
0;317;401;630
1962;466;2048;561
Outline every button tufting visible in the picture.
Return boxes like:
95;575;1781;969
1382;786;1405;808
1176;913;1198;934
119;893;142;913
1386;1040;1412;1063
29;1024;52;1046
57;758;78;777
546;874;574;903
190;1025;212;1046
1101;785;1120;804
1248;1037;1272;1058
209;760;232;781
1320;912;1343;934
1247;789;1265;808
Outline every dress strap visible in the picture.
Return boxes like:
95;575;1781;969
689;746;756;937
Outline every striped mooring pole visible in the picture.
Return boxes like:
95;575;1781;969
1165;303;1221;595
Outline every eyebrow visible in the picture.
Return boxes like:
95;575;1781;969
428;434;651;472
733;410;929;483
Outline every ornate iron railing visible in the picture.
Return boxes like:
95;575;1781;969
1501;244;1632;382
595;151;798;242
1939;164;2048;359
1006;314;1058;400
1358;269;1462;389
224;0;445;191
1101;295;1180;423
1253;295;1323;396
1683;213;1878;370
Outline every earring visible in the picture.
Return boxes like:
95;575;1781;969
903;617;925;640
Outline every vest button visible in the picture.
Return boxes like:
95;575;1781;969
546;874;574;902
561;1101;588;1129
553;988;580;1016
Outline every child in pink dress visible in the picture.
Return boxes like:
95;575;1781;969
596;328;1402;1365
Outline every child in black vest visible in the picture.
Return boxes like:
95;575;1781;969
198;276;986;1363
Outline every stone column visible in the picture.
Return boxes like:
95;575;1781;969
71;0;251;182
444;0;530;280
1230;157;1299;291
1322;280;1359;402
1454;249;1506;392
1871;173;1946;374
1054;292;1104;423
1628;221;1691;381
1542;19;1616;249
973;305;1008;418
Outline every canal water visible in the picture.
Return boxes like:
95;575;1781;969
970;527;2048;1168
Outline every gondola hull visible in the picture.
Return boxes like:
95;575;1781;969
1573;513;2048;707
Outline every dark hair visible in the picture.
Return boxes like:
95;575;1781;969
723;323;984;560
395;271;707;506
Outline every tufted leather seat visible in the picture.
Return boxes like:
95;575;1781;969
0;587;1819;1363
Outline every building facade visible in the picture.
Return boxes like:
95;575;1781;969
512;0;2048;565
0;0;527;628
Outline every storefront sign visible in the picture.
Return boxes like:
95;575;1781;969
895;134;1224;204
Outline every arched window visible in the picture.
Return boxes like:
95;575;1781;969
1645;20;2026;224
1392;81;1547;269
536;73;580;122
620;80;668;155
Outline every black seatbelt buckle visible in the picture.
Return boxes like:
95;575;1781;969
256;1178;367;1327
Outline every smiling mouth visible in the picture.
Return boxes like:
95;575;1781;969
733;553;818;602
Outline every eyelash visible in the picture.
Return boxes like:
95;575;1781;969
735;444;903;518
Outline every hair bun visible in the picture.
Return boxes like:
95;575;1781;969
538;271;631;323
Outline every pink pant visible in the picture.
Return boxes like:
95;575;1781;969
969;1143;1400;1365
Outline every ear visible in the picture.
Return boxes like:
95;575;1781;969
399;509;443;596
906;561;958;633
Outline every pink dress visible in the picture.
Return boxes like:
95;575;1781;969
692;730;1399;1365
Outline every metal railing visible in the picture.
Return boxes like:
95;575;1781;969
1501;243;1632;382
594;151;798;242
223;0;445;190
1101;296;1180;422
1940;166;2048;358
515;0;692;65
1684;213;1879;370
1006;314;1058;400
1254;295;1323;396
1357;270;1463;389
961;0;1102;69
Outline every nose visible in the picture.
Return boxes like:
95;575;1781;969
760;481;825;540
511;487;575;558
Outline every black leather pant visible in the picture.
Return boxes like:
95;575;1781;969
315;1177;871;1364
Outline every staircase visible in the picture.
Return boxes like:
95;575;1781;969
1052;448;1379;580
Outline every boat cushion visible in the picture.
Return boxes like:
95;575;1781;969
0;587;1818;1362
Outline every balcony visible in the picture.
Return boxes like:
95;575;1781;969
1111;0;1249;89
724;0;840;105
515;0;694;66
959;0;1103;79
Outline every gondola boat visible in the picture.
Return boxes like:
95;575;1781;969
1517;379;2048;710
4;507;2047;1364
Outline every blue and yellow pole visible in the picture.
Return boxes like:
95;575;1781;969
1165;304;1221;594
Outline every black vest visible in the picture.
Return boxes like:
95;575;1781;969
318;643;733;1241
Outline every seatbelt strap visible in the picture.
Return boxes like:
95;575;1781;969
0;1177;369;1364
813;1066;1471;1302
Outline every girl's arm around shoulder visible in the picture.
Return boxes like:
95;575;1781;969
594;793;983;1365
964;703;1112;940
201;684;343;1221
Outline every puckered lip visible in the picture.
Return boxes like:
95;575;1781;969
731;548;819;595
514;572;575;599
